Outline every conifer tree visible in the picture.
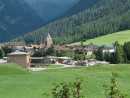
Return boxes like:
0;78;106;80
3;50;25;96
0;48;5;58
114;41;124;64
95;47;104;61
123;41;130;63
104;52;111;62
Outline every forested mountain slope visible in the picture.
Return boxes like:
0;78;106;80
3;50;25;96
0;0;44;42
15;0;130;45
58;0;102;19
24;0;78;21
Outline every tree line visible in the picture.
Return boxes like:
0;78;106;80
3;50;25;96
94;41;130;64
0;46;15;58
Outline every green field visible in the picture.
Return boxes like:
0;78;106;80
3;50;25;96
69;30;130;45
0;63;130;98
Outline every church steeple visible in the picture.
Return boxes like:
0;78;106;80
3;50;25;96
45;33;53;48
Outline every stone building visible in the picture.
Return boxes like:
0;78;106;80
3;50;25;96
7;51;31;69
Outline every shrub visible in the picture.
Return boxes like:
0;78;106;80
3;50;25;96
103;71;127;98
44;78;84;98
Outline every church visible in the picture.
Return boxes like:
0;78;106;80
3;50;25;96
22;33;53;55
45;33;53;48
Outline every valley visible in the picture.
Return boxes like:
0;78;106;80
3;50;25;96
0;0;130;97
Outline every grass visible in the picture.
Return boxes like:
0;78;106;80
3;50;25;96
69;30;130;45
0;64;130;98
0;63;29;75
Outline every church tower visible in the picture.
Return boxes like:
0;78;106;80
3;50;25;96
45;33;53;48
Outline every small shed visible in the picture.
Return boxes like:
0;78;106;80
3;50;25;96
7;51;31;69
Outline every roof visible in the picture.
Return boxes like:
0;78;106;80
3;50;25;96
101;44;115;49
16;46;24;50
31;57;43;60
31;44;44;48
25;46;33;49
7;51;29;55
55;45;71;52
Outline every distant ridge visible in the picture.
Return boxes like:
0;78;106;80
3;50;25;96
24;0;79;22
0;0;44;42
57;0;102;20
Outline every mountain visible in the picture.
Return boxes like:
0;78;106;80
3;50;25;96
24;0;79;22
14;0;130;45
58;0;102;19
0;0;44;42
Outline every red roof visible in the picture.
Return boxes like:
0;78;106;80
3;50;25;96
31;44;45;48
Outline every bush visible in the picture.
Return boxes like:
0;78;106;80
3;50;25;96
103;71;127;98
44;78;84;98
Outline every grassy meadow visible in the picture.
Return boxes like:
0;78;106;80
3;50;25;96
0;63;130;98
69;30;130;46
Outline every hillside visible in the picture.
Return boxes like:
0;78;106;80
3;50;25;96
58;0;102;19
24;0;79;21
14;0;130;45
0;0;44;42
0;63;28;75
69;30;130;45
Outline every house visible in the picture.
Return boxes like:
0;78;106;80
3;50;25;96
7;51;31;69
55;45;71;52
24;46;34;55
101;44;115;53
73;45;94;56
15;46;25;51
31;44;45;52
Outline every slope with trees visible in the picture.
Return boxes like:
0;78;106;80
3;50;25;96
24;0;79;22
95;41;130;64
0;0;44;42
14;0;130;45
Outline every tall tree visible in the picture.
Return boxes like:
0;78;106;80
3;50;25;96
47;45;56;56
123;41;130;63
0;48;5;58
104;52;111;62
2;46;16;56
114;41;124;64
95;47;104;61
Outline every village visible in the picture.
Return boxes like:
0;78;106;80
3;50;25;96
0;33;114;71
